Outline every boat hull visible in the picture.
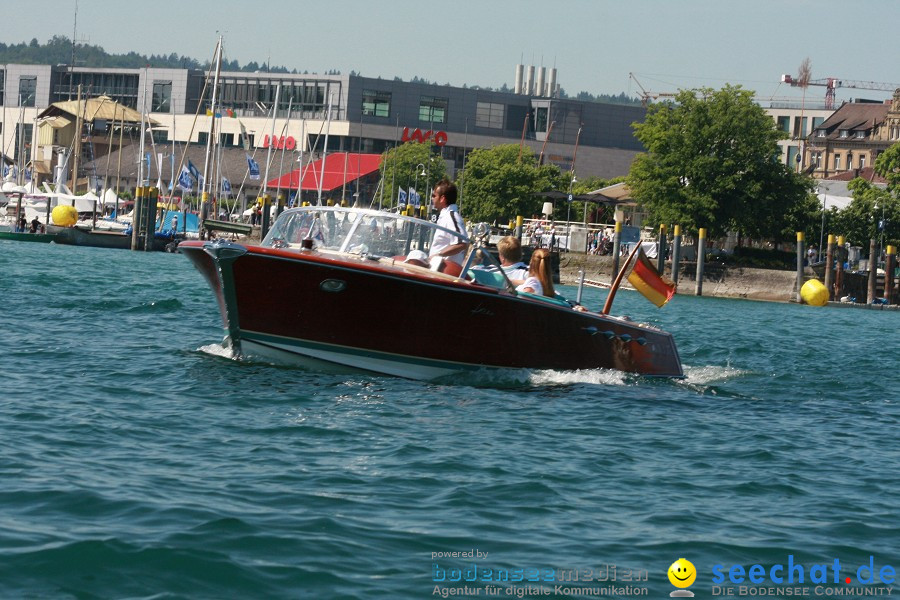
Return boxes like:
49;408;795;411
0;231;57;243
51;226;174;251
181;240;683;380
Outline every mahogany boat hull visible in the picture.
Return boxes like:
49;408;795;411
181;240;684;380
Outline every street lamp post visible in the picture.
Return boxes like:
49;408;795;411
818;186;826;258
566;174;576;253
413;163;425;212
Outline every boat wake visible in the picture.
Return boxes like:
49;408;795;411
197;342;238;360
528;368;628;386
437;367;630;388
682;364;751;384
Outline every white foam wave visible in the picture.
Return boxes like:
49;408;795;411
682;364;750;384
197;342;237;360
528;368;628;386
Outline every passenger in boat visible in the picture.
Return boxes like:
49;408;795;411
428;180;468;268
18;216;27;232
29;218;40;233
516;248;555;297
493;236;529;283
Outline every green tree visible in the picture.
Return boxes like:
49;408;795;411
378;141;447;208
628;85;814;240
831;178;898;249
457;144;560;224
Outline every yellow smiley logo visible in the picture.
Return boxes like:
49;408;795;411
668;558;697;588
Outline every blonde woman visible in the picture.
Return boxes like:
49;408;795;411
516;248;555;297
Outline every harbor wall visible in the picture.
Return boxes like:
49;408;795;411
559;254;798;303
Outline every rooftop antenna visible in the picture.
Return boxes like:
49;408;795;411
70;0;77;99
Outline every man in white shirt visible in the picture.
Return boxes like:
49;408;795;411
429;180;468;267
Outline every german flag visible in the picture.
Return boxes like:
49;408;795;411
627;247;676;307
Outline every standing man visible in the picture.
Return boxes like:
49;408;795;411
429;180;468;269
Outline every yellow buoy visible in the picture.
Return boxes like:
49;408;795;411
801;279;829;306
51;205;78;227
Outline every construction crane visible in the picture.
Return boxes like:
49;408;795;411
629;73;678;107
780;74;900;110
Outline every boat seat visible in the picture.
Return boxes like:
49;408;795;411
467;269;507;289
516;291;574;308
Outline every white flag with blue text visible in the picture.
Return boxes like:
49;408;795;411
246;154;260;181
398;187;407;205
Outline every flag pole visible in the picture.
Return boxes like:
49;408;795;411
602;242;642;315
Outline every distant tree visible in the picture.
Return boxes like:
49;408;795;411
457;144;561;224
875;141;900;189
628;85;813;241
831;178;898;249
378;141;448;207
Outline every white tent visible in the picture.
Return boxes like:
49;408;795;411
102;188;125;206
73;191;101;213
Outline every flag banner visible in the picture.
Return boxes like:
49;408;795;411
408;187;420;207
398;187;407;205
246;154;260;181
222;178;232;196
145;153;152;176
187;160;200;181
177;165;194;191
24;167;32;182
238;120;251;151
1;164;8;177
627;246;676;307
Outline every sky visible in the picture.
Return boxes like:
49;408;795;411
5;0;900;104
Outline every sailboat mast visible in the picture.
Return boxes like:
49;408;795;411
138;74;147;187
276;95;293;212
261;83;281;197
317;93;332;205
203;36;224;199
70;84;83;191
115;108;123;219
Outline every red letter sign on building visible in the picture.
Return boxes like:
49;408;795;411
401;127;448;147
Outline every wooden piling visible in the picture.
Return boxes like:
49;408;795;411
886;246;896;304
131;186;143;251
671;225;682;288
867;238;877;304
795;232;805;303
695;228;706;296
823;234;835;301
144;187;158;251
259;194;272;241
611;221;622;285
835;236;845;300
657;223;667;275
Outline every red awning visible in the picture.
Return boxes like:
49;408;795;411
266;152;382;192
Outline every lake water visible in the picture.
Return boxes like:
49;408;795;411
1;239;898;599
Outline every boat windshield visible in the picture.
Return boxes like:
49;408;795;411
262;206;470;259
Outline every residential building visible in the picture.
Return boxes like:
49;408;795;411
803;90;900;179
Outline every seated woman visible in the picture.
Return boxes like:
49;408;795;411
516;248;554;297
